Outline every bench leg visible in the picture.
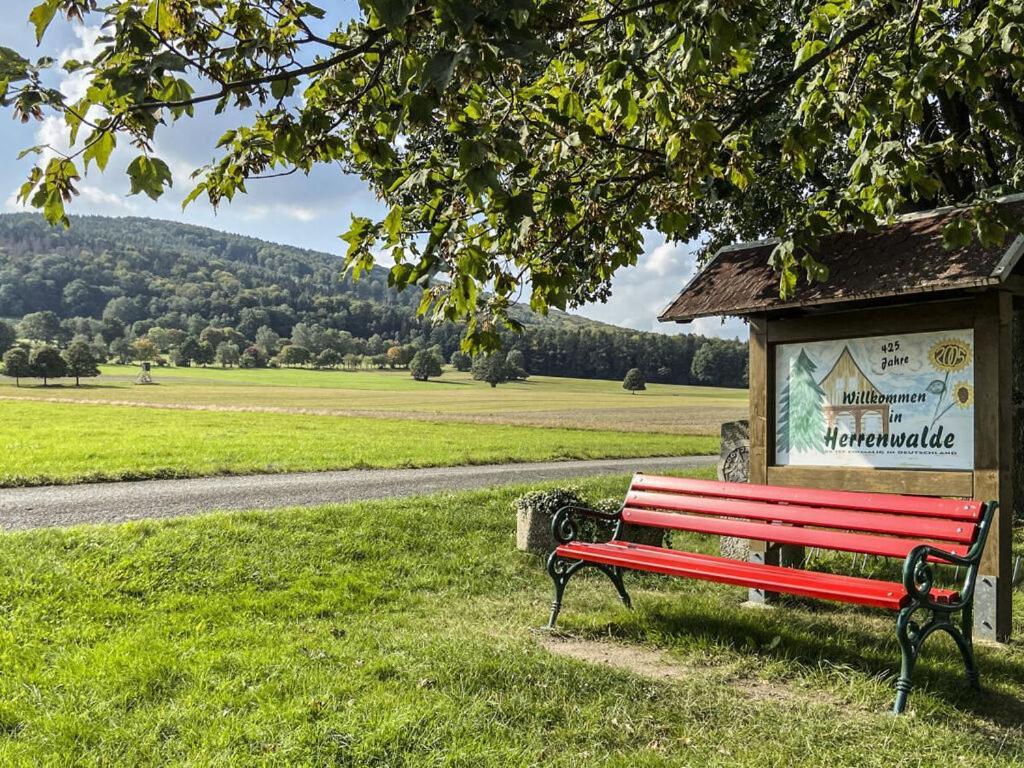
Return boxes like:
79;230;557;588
893;605;979;714
597;564;632;610
894;607;917;714
958;602;981;692
545;555;632;628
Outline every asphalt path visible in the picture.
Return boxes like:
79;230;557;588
0;455;715;531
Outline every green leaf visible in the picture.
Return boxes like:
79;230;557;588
383;204;403;241
367;0;415;31
180;182;207;210
794;39;826;68
424;51;456;91
82;130;115;172
942;217;973;249
690;120;721;146
126;156;173;201
28;0;60;45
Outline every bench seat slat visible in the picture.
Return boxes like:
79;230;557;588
620;508;970;560
630;475;983;521
625;491;976;543
557;541;959;611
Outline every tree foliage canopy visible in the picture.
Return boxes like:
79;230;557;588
9;1;1016;345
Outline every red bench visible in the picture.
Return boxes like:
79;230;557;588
546;473;995;713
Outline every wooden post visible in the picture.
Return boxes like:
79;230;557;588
973;292;1014;642
746;316;783;601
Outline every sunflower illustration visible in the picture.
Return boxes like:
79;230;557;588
952;382;974;409
929;339;972;373
927;338;973;424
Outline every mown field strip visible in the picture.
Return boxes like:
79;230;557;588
0;399;718;487
0;365;748;434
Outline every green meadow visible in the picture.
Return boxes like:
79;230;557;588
0;474;1021;766
0;399;716;487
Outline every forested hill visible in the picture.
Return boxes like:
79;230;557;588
0;214;747;386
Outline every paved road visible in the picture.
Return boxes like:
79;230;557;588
0;456;715;531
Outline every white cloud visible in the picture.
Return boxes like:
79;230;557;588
573;231;750;340
691;315;749;340
78;184;137;211
237;203;321;223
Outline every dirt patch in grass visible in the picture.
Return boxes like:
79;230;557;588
538;634;840;708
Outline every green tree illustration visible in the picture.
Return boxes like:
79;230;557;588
786;349;826;453
776;378;790;455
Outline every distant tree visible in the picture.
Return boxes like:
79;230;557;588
450;350;471;372
505;349;528;380
164;329;187;349
239;345;266;369
291;322;324;353
193;341;216;367
316;349;343;369
99;317;125;344
169;348;190;367
254;325;280;357
102;296;146;326
109;337;132;364
623;368;646;395
89;335;109;363
0;320;15;354
215;341;240;368
385;345;402;368
175;336;202;367
147;326;171;351
396;344;416;368
131;338;159;362
63;341;101;386
657;366;672;381
343;352;362;370
410;350;443;381
472;354;509;388
199;326;227;348
276;344;311;367
370;353;388;369
30;345;67;386
17;311;60;342
691;339;748;388
1;347;31;386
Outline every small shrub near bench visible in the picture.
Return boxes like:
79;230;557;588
514;487;662;555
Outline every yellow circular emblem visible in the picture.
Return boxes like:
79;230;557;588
929;339;972;373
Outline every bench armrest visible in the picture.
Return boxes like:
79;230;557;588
902;501;997;611
551;505;622;544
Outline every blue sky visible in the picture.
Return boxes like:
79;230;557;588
0;3;746;340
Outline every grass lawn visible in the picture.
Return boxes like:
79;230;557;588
0;473;1022;765
0;400;717;487
0;365;747;435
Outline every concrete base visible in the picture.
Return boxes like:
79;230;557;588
973;574;1008;644
746;544;805;604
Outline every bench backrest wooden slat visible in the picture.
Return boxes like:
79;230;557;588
630;474;983;521
625;490;975;544
620;508;972;560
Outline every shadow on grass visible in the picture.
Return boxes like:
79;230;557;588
10;383;125;390
568;583;1024;723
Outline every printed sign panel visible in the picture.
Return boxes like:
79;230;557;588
774;330;974;470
